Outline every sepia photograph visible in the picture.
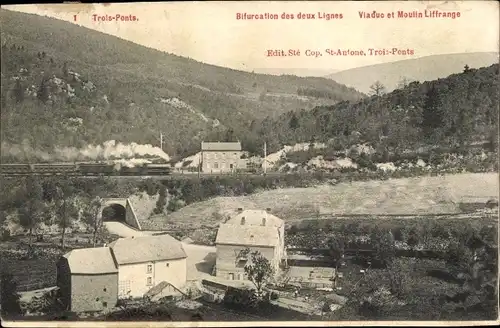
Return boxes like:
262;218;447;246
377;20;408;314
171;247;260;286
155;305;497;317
0;1;498;326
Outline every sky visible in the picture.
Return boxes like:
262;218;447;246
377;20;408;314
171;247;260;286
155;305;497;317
3;1;499;74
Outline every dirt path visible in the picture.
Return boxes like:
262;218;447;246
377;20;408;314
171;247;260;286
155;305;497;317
104;221;151;237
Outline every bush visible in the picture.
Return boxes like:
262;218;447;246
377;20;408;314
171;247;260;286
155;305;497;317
166;198;185;213
1;228;11;241
223;288;258;309
1;272;23;316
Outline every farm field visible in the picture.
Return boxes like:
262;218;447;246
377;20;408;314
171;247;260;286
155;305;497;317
165;172;498;228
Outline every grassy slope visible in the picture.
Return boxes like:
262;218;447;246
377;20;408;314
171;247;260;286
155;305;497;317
0;9;364;156
165;173;499;227
327;52;499;94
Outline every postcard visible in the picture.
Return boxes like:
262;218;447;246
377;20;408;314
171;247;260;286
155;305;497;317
0;1;498;327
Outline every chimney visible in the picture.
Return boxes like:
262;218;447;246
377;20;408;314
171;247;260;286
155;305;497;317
237;207;243;213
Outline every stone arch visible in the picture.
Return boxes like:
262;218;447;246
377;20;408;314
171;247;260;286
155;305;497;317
101;203;127;223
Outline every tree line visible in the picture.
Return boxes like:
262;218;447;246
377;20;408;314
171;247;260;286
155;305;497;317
240;64;499;156
0;176;112;250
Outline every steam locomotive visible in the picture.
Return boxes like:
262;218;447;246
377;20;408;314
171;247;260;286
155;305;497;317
0;163;172;176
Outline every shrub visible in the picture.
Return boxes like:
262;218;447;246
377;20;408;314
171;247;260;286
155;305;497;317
166;198;185;213
1;228;11;241
1;272;23;316
223;288;258;309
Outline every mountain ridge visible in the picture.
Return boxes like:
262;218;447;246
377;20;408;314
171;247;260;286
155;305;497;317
327;52;499;94
0;8;364;158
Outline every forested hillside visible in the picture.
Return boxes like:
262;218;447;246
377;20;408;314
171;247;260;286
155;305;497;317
327;52;499;94
245;64;499;156
0;9;363;159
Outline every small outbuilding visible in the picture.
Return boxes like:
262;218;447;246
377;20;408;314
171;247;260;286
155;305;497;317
56;247;118;313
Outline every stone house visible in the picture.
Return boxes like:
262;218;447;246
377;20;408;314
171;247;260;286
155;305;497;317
56;247;119;313
109;234;188;300
214;209;286;281
200;141;245;173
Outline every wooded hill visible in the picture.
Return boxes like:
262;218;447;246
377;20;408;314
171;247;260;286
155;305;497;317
0;9;363;158
327;52;499;94
245;64;499;156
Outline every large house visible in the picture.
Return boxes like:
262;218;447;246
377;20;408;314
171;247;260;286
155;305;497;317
56;234;187;313
109;234;188;299
56;247;119;313
214;209;286;281
200;141;244;173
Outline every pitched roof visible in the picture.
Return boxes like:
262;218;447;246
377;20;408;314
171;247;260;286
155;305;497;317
226;209;284;228
215;223;279;247
62;247;118;275
109;234;187;265
201;142;242;151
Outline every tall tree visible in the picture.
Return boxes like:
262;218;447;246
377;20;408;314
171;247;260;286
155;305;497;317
421;84;444;137
62;62;69;78
0;273;22;316
397;77;412;89
239;248;274;297
289;112;299;130
224;128;235;142
12;79;24;103
55;177;78;249
328;235;346;287
370;227;396;268
37;78;49;104
369;81;386;97
82;196;102;247
18;176;45;247
154;185;167;214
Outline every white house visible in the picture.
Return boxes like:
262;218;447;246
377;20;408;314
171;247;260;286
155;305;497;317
225;208;286;260
200;141;245;173
109;234;187;299
214;209;286;281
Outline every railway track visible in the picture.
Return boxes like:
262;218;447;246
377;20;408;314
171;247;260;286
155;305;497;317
0;162;290;178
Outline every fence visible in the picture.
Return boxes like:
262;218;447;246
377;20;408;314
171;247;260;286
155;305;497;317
287;247;449;263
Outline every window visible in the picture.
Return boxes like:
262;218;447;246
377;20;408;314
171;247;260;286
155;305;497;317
166;263;170;267
96;297;99;301
147;264;152;273
241;217;245;225
103;302;108;308
147;277;152;286
214;162;219;169
103;288;107;292
230;164;234;169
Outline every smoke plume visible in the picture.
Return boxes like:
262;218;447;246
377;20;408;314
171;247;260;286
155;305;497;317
1;140;170;163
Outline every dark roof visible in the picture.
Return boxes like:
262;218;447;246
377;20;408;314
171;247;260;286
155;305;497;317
201;142;242;151
62;247;118;275
215;223;279;247
109;234;187;265
227;209;284;228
